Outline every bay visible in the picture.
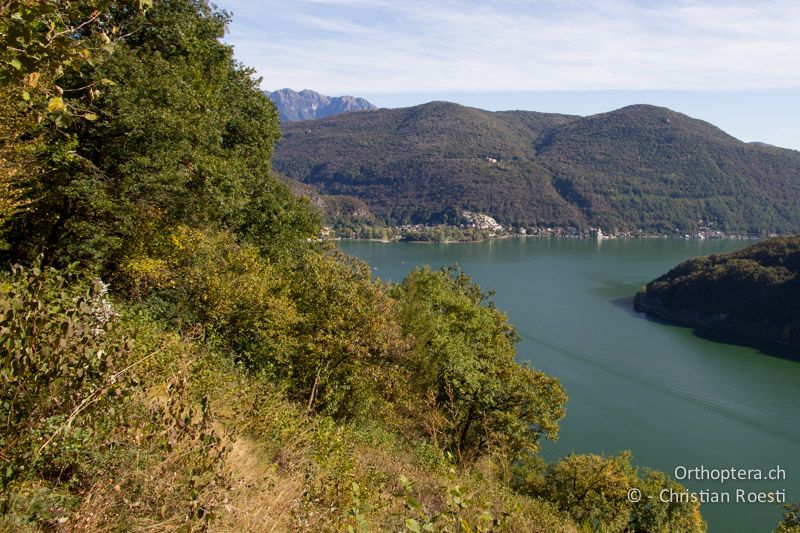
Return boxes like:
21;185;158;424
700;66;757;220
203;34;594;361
339;237;800;533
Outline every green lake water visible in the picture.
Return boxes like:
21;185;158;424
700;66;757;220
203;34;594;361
339;237;800;533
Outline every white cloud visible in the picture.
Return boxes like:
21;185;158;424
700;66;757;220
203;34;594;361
218;0;800;94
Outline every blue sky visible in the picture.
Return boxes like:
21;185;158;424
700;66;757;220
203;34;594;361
215;0;800;149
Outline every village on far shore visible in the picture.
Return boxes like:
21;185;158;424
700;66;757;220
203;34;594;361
318;209;764;243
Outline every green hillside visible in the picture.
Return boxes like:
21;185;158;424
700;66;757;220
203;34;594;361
273;102;800;235
275;102;583;228
635;237;800;346
0;1;706;531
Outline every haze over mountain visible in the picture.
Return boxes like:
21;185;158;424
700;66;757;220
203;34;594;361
267;88;377;122
273;102;800;235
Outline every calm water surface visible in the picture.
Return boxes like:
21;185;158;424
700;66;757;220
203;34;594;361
339;238;800;533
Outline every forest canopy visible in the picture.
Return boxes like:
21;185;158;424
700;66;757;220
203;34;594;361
636;236;800;347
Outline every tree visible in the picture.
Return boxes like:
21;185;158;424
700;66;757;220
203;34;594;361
776;503;800;533
539;452;638;532
1;0;318;269
392;266;567;464
515;451;705;532
1;0;144;251
286;249;407;418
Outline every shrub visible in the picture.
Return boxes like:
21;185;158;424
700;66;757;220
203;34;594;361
775;502;800;533
0;263;230;530
513;451;705;532
120;227;409;420
0;263;128;489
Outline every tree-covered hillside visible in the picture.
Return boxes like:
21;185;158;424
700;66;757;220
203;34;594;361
273;102;800;235
1;1;706;531
635;237;800;347
275;102;584;228
538;106;800;234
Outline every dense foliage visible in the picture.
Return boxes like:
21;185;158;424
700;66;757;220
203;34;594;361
512;452;705;532
776;502;800;532
273;101;800;235
392;267;566;465
1;0;317;268
1;0;707;530
635;236;800;346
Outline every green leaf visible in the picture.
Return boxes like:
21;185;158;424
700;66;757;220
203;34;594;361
54;113;73;128
405;518;421;533
84;113;99;121
405;496;421;510
7;59;22;70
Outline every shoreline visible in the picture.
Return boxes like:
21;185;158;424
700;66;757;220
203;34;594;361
329;233;764;244
633;293;800;354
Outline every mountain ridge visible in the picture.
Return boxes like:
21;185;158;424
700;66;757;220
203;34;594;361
267;88;377;122
273;101;800;235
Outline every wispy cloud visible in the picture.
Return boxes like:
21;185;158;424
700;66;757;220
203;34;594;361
217;0;800;94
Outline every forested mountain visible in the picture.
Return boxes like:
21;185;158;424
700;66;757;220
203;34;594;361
635;237;800;347
267;88;376;122
274;102;800;235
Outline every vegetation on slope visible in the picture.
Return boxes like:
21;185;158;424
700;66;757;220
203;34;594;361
1;1;706;531
273;101;800;235
274;102;583;230
635;237;800;347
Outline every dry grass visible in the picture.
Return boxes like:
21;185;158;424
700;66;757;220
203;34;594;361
211;409;573;533
215;436;305;532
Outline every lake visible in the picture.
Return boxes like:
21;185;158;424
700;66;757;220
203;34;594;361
339;237;800;533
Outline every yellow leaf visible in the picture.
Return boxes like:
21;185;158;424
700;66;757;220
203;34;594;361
47;97;65;113
84;113;99;121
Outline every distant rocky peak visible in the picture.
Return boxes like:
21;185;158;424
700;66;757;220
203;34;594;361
267;88;377;123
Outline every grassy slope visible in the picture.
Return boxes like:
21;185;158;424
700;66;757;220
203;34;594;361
203;354;574;532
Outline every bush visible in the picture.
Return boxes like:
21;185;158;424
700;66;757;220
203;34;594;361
513;451;705;532
120;227;409;420
0;263;128;488
776;503;800;533
0;263;230;530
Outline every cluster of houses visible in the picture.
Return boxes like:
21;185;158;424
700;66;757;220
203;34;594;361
461;210;504;232
318;213;759;242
